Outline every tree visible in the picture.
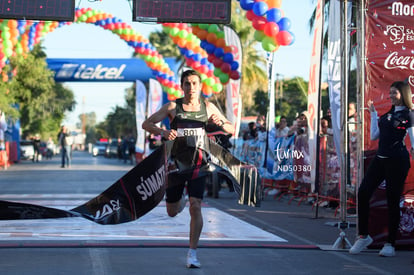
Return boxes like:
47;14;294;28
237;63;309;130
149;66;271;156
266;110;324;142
277;77;309;124
4;44;75;139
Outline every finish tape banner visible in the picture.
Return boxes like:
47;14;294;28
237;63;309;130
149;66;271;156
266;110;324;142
0;138;261;225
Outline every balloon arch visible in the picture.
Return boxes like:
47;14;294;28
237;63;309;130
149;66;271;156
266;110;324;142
0;1;294;99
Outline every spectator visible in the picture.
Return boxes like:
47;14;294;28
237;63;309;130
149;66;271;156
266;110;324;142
127;134;136;165
275;116;290;138
46;137;55;159
243;122;257;141
58;125;71;168
32;134;41;162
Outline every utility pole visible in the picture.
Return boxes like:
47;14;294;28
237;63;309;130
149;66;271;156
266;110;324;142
82;96;86;134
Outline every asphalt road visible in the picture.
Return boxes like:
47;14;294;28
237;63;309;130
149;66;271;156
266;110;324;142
0;150;412;275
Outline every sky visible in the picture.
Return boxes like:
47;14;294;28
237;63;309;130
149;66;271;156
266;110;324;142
42;0;316;126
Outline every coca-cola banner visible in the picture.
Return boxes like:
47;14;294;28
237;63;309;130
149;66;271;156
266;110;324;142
365;0;414;246
365;0;414;192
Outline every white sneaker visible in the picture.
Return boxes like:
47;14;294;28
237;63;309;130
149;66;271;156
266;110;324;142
349;235;373;254
379;243;395;257
186;250;201;268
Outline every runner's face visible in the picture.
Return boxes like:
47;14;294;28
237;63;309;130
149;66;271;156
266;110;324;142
182;75;201;97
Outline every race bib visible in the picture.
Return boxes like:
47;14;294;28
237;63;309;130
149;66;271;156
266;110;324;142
177;127;205;137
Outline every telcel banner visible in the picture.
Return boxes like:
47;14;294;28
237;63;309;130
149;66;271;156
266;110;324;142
46;58;180;82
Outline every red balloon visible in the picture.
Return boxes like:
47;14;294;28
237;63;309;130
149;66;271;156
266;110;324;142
252;17;267;31
264;22;279;37
230;70;240;80
207;54;215;63
246;10;258;21
186;59;194;66
199;65;209;74
213;57;223;68
276;30;293;46
221;63;231;74
192;61;201;69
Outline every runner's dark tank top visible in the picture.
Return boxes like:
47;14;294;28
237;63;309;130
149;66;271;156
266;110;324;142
170;98;208;134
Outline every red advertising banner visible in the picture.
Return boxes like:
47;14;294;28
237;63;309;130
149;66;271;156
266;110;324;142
365;0;414;192
365;0;414;246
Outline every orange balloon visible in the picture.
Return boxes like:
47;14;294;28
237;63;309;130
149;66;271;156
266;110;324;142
177;38;187;48
215;38;226;48
266;0;282;8
172;36;180;43
224;46;233;53
192;26;201;35
8;19;17;29
10;29;19;38
197;29;208;40
206;32;217;44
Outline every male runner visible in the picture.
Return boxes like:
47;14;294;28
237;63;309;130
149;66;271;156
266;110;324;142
142;70;234;268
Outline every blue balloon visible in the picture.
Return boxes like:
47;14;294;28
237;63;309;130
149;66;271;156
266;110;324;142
267;8;282;23
200;40;207;48
230;61;239;71
240;0;254;11
252;2;268;16
200;58;208;65
289;32;296;45
223;53;234;63
205;43;216;54
193;53;202;62
278;17;292;31
214;47;224;58
180;48;188;55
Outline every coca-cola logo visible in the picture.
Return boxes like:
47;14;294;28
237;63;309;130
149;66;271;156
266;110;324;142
384;52;414;70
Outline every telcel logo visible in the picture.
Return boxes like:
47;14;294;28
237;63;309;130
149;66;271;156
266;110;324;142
56;64;126;80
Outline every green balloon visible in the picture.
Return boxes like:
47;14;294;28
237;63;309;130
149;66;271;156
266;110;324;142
216;32;224;39
206;77;214;86
199;24;209;30
208;24;218;33
170;27;179;36
178;30;188;39
219;73;229;84
254;30;266;42
262;37;277;52
213;67;222;77
163;26;171;34
212;83;223;92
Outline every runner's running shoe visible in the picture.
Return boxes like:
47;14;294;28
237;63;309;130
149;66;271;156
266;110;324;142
379;243;395;257
186;250;201;268
349;235;373;254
